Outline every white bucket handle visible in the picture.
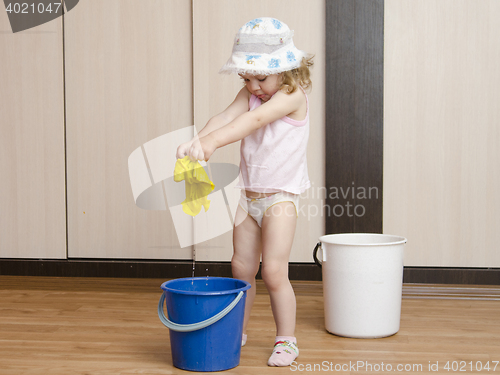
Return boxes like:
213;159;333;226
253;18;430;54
313;242;323;268
158;291;244;332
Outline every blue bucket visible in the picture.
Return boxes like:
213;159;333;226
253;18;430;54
158;277;251;372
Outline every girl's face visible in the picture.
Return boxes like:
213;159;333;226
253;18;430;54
239;73;281;102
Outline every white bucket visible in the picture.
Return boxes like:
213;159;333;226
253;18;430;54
313;233;407;338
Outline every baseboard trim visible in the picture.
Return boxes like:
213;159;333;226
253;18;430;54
403;267;500;285
1;259;499;285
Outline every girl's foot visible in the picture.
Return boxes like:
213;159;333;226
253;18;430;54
267;336;299;366
241;333;248;347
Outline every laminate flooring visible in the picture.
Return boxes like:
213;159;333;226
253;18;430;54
1;276;499;374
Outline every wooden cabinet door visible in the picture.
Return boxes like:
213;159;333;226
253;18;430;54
65;0;193;259
0;10;66;259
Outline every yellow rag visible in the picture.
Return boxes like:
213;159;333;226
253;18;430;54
173;156;215;217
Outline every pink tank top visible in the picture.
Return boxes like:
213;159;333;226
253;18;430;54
236;88;311;194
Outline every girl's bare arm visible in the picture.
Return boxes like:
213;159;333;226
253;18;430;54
176;87;249;159
190;89;303;161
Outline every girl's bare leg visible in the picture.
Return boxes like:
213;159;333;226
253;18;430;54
231;205;262;337
260;202;299;366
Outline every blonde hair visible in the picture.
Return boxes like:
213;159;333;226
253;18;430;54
279;55;314;94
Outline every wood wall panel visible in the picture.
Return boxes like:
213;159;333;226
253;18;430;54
193;0;325;262
384;0;500;267
0;11;66;258
64;0;193;259
325;0;384;235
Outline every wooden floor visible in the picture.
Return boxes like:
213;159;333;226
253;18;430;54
1;276;499;374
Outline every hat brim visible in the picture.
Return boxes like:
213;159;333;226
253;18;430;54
219;48;307;76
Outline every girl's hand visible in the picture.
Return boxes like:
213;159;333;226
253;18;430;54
176;140;193;159
188;135;217;161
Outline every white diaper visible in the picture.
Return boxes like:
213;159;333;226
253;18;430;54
238;191;299;227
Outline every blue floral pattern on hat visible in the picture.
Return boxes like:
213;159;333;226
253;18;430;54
246;55;261;65
246;18;262;29
271;19;282;29
268;58;280;69
286;51;296;63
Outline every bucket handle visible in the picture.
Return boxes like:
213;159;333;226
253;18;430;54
313;242;322;268
158;291;244;332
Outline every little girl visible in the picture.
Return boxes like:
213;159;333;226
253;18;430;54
176;17;313;367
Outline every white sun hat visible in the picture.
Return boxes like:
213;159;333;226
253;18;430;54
219;17;307;76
